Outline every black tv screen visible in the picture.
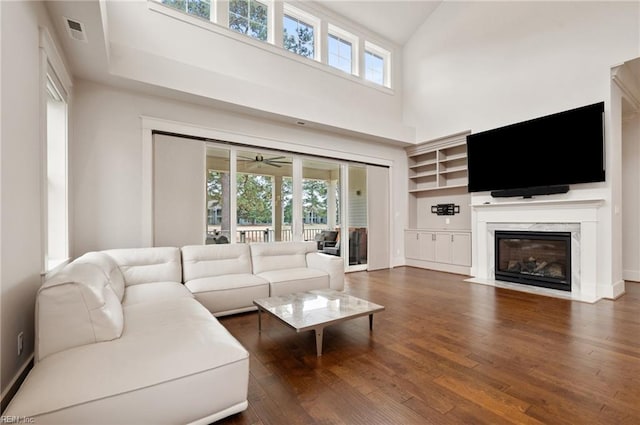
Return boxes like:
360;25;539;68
466;102;605;194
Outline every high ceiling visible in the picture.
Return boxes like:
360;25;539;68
317;1;441;45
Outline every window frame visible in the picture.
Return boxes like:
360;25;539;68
327;24;358;76
364;41;391;88
282;4;321;61
40;28;72;276
228;0;270;42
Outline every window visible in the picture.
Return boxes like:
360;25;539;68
283;5;318;59
44;67;69;271
328;35;352;74
365;42;390;87
160;0;212;20
229;0;268;41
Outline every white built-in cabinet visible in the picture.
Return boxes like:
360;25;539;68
405;131;472;275
405;230;471;266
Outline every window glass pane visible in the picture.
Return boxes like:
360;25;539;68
206;147;231;244
237;151;292;243
365;51;384;85
328;34;352;74
161;0;211;20
187;0;211;19
303;159;341;253
46;74;68;269
229;0;267;41
348;165;367;266
283;14;314;58
249;0;268;40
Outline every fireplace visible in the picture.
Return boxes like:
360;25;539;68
494;231;571;291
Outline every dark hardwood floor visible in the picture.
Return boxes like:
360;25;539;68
216;266;640;424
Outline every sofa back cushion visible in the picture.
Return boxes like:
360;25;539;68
181;244;252;281
250;241;317;274
103;247;182;286
74;251;126;302
36;262;124;361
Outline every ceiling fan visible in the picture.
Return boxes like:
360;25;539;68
238;154;291;168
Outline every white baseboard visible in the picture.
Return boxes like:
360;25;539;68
1;354;33;413
623;269;640;282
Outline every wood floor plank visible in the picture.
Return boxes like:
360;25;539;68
217;267;640;425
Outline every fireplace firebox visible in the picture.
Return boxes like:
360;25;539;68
494;231;571;291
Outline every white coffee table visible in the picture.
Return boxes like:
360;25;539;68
253;289;385;356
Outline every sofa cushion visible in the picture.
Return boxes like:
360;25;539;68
74;251;126;302
250;241;317;274
123;281;193;306
103;247;182;286
36;262;124;361
182;244;253;281
257;267;329;296
186;274;269;316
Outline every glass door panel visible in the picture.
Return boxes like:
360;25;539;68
237;150;292;243
206;147;231;244
302;159;341;254
348;165;367;267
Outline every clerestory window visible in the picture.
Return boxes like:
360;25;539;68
328;25;357;75
283;5;318;60
364;42;390;87
161;0;212;20
229;0;268;41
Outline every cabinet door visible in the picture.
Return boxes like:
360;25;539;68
451;233;471;266
419;232;436;261
435;233;452;263
405;231;420;260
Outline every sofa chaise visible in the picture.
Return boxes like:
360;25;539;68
4;241;344;424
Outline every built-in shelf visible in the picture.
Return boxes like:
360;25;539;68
406;131;470;193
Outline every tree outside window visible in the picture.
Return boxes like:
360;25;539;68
161;0;211;20
229;0;268;41
283;14;314;58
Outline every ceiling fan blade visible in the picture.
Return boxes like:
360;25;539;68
268;156;288;161
238;156;254;161
265;162;282;168
269;160;292;164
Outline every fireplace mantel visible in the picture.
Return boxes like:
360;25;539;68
470;198;605;210
468;197;612;303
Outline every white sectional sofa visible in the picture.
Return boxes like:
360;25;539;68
4;241;344;424
182;241;344;316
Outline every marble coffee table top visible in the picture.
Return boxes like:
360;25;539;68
253;289;385;332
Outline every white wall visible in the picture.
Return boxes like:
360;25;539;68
71;79;408;265
103;0;413;142
623;113;640;281
404;1;639;141
403;1;639;297
0;0;69;402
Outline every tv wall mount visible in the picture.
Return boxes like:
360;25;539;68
431;204;460;216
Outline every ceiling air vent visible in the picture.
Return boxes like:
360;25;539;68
64;17;88;43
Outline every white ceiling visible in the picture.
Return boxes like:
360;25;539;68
317;0;441;45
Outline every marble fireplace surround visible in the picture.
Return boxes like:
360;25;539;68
467;198;604;303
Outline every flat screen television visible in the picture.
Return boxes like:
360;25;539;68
466;102;605;197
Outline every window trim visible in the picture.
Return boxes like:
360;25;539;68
282;3;321;61
327;24;358;76
40;27;72;275
228;0;270;42
364;41;391;88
